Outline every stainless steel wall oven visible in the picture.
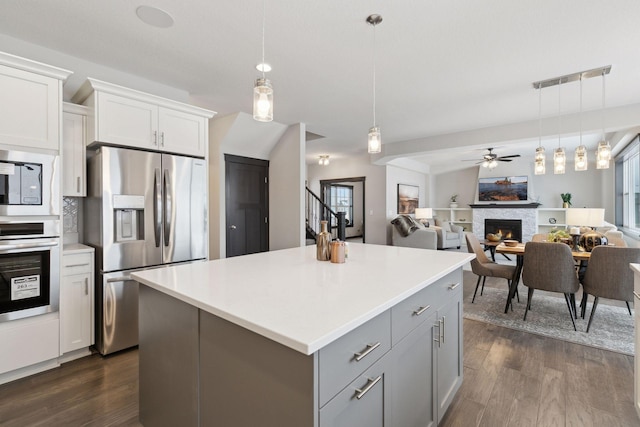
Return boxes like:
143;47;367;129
0;220;60;322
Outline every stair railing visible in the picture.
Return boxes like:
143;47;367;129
305;186;346;241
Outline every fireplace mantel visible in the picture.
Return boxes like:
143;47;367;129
469;203;541;209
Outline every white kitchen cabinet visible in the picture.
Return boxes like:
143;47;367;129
62;103;88;196
72;78;214;158
0;52;71;151
60;246;94;357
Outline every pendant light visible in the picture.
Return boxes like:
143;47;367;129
554;79;566;174
253;0;273;122
574;75;588;171
367;14;382;154
534;82;546;175
597;69;612;169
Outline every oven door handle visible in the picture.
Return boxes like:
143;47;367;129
0;240;58;252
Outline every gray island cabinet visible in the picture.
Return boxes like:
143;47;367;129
133;244;474;427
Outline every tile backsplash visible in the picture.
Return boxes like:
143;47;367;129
63;197;79;234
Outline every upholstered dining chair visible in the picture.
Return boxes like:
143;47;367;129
580;246;640;332
521;242;580;331
465;233;517;305
531;233;547;242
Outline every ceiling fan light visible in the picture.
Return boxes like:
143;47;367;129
554;147;566;174
368;126;381;153
575;145;588;171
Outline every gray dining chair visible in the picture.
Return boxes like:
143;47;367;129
580;245;640;332
465;233;517;305
521;242;580;330
531;233;547;242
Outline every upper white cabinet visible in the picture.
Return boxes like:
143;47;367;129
62;103;88;196
0;52;71;151
72;78;215;158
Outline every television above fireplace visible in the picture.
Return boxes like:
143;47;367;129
478;176;528;202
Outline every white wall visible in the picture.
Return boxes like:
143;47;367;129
385;165;429;244
269;124;306;250
434;157;615;222
307;155;387;245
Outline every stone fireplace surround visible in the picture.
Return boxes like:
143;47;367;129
471;203;539;243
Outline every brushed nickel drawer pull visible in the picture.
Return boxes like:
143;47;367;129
433;320;441;345
354;342;381;362
441;316;446;344
64;263;90;268
354;375;382;400
448;283;460;291
413;305;431;316
634;291;640;300
84;278;89;295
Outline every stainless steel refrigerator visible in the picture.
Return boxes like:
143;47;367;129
85;146;207;355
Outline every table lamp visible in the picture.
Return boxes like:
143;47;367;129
415;208;433;227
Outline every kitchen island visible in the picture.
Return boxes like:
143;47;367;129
132;243;474;427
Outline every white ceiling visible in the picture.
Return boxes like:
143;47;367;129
1;0;639;172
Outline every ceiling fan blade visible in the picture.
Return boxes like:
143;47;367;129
497;154;521;159
497;158;513;162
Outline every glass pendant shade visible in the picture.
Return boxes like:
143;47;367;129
574;145;588;171
596;140;611;169
253;78;273;122
368;126;381;154
554;147;566;174
534;146;546;175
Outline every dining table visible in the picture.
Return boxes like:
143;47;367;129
495;242;591;314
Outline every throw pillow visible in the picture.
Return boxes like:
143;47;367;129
391;215;419;237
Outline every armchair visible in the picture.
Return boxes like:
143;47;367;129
433;219;463;250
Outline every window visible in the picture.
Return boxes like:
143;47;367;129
328;184;353;228
615;135;640;233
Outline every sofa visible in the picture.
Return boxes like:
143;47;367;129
390;215;437;250
433;218;464;250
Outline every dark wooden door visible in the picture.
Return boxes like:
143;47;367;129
225;155;269;257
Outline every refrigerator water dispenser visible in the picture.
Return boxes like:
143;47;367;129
113;194;145;242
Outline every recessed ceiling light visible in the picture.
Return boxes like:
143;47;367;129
136;6;174;28
256;63;272;72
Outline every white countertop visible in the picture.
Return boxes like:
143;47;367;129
132;244;474;355
62;243;95;254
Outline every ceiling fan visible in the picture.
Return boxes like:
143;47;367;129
463;148;521;169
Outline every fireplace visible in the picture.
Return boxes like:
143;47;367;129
485;219;522;242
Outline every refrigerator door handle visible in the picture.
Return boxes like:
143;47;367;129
154;168;162;247
163;168;172;247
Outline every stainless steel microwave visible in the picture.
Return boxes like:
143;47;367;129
0;150;59;216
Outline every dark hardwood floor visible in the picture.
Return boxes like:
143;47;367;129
0;273;637;426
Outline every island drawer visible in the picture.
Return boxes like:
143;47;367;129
391;270;461;345
62;252;93;276
318;309;391;408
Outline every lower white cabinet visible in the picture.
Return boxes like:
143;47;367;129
60;247;94;355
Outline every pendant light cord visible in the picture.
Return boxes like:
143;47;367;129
372;23;377;127
538;84;542;147
579;75;583;145
261;0;266;79
601;70;606;140
557;79;561;148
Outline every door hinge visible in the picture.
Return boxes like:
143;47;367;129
265;217;268;224
264;177;268;184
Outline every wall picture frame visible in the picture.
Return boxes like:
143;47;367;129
397;184;419;214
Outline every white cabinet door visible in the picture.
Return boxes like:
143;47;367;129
158;107;207;157
0;64;60;150
96;92;159;150
60;271;92;353
62;111;86;196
